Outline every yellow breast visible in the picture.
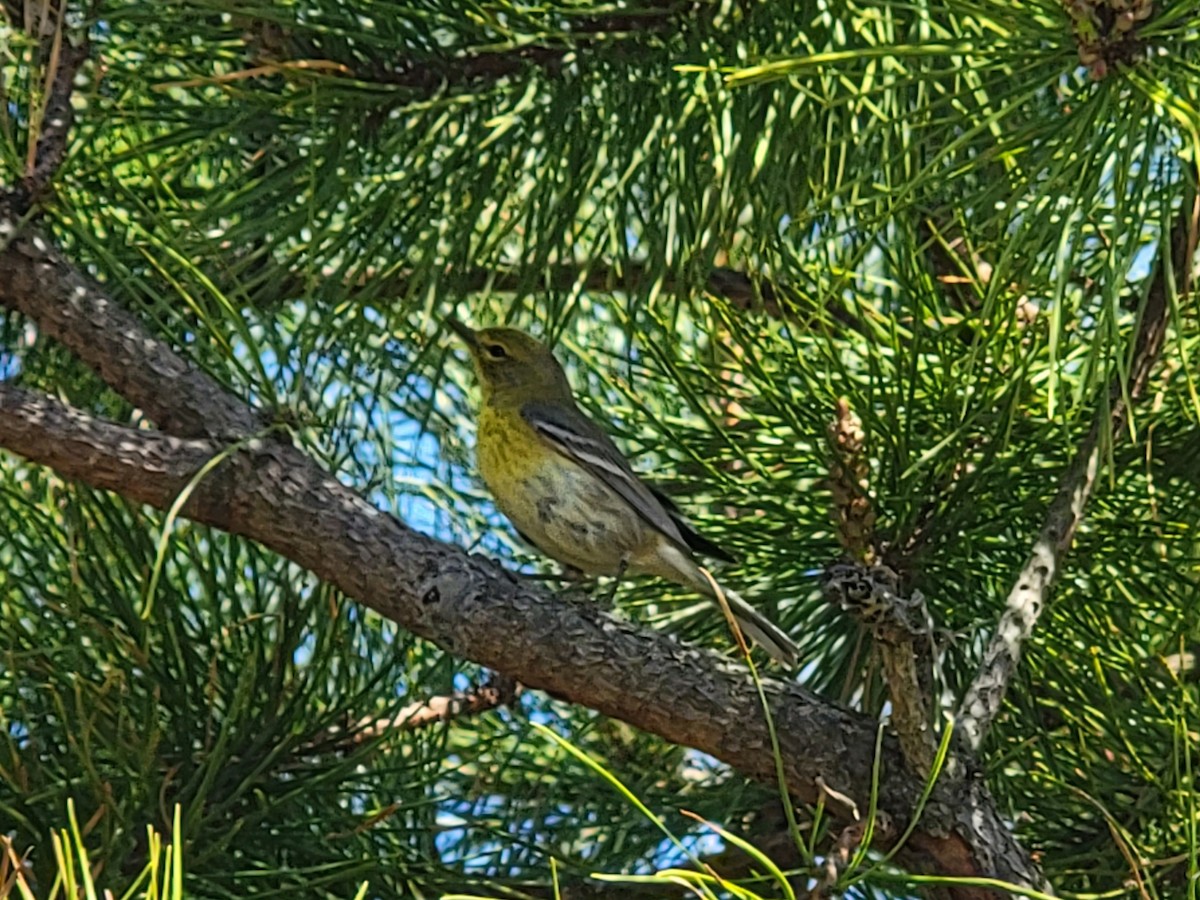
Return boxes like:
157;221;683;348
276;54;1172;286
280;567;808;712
475;405;647;575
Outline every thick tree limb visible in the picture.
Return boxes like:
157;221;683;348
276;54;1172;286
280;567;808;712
0;223;1048;896
0;213;259;440
957;192;1198;750
0;382;1039;896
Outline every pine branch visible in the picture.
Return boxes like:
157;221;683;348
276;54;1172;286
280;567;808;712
0;217;1047;898
342;675;519;741
241;3;691;94
823;401;945;777
0;202;260;439
956;189;1198;751
824;563;939;776
9;0;90;210
269;260;830;324
21;39;89;203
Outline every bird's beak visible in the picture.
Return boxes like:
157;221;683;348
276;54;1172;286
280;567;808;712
445;314;479;349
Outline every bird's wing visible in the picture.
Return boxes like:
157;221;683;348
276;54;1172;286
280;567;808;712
521;400;689;547
647;486;736;563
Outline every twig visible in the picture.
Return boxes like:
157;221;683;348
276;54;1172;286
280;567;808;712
260;259;830;324
341;675;519;742
238;3;691;95
296;675;520;758
920;212;1039;335
957;191;1197;750
809;818;884;899
20;35;90;204
824;563;939;775
824;402;943;774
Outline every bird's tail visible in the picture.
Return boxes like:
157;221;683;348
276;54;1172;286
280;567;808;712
712;583;800;667
653;543;799;666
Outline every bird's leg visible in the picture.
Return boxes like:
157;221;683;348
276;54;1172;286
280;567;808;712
598;556;630;609
525;564;599;603
557;563;595;600
560;563;588;583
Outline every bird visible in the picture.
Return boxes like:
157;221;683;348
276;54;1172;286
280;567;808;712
446;317;799;666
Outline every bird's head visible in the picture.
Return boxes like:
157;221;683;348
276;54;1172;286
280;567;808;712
446;318;572;404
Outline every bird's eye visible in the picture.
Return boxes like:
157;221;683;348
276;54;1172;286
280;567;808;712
484;343;508;360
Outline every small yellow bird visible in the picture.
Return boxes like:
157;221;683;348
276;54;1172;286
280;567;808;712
447;318;798;666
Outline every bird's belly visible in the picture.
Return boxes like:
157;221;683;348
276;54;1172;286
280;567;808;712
478;436;646;575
